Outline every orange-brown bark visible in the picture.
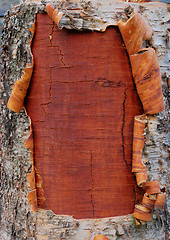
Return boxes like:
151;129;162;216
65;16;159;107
143;181;161;195
118;7;152;56
46;3;63;27
94;235;109;240
155;193;166;209
7;4;166;222
133;204;152;221
118;7;164;115
118;6;166;224
142;193;155;210
25;13;143;219
132;115;147;182
130;48;165;114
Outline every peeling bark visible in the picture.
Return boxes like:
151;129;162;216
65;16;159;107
0;0;169;239
25;14;142;218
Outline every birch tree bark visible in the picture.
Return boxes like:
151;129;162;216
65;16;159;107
0;1;169;239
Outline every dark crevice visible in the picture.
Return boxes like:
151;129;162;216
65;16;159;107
49;22;55;47
40;102;52;106
121;88;129;169
49;67;53;102
41;106;47;118
136;49;148;55
124;6;134;19
56;44;66;66
89;150;95;218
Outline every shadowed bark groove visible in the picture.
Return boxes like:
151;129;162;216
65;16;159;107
89;150;95;218
121;88;129;169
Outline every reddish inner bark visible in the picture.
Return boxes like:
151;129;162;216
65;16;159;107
25;13;143;219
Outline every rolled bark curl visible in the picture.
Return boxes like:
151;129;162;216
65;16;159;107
118;6;166;224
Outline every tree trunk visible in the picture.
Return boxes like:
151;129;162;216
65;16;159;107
0;1;169;239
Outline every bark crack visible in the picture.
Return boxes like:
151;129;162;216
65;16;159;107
42;106;47;117
49;22;55;47
49;67;53;102
40;67;53;107
89;150;95;218
56;44;66;67
121;88;129;168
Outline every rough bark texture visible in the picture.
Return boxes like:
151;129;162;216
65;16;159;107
0;0;169;239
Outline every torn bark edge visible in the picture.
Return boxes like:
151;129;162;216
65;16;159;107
132;115;166;224
6;3;166;222
118;6;153;56
7;23;35;113
7;19;46;211
130;48;165;114
46;3;64;27
118;6;164;115
24;117;38;211
117;6;166;225
132;114;147;181
24;114;46;211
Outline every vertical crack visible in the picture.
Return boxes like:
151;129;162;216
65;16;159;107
56;44;66;67
49;22;55;47
89;150;95;218
40;68;53;107
49;22;66;67
42;106;47;118
121;88;129;168
49;67;53;102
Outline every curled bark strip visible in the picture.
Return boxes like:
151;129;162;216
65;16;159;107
118;6;164;115
143;181;161;195
118;6;153;55
132;115;147;178
94;235;109;240
46;3;64;27
7;23;35;113
155;193;166;209
7;64;33;113
133;204;152;221
136;172;147;187
118;6;166;224
132;115;166;223
130;48;165;114
46;2;54;18
142;193;155;210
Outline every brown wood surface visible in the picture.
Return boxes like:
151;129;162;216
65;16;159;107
25;13;143;219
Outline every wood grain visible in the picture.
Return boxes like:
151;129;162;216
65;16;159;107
25;13;143;219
